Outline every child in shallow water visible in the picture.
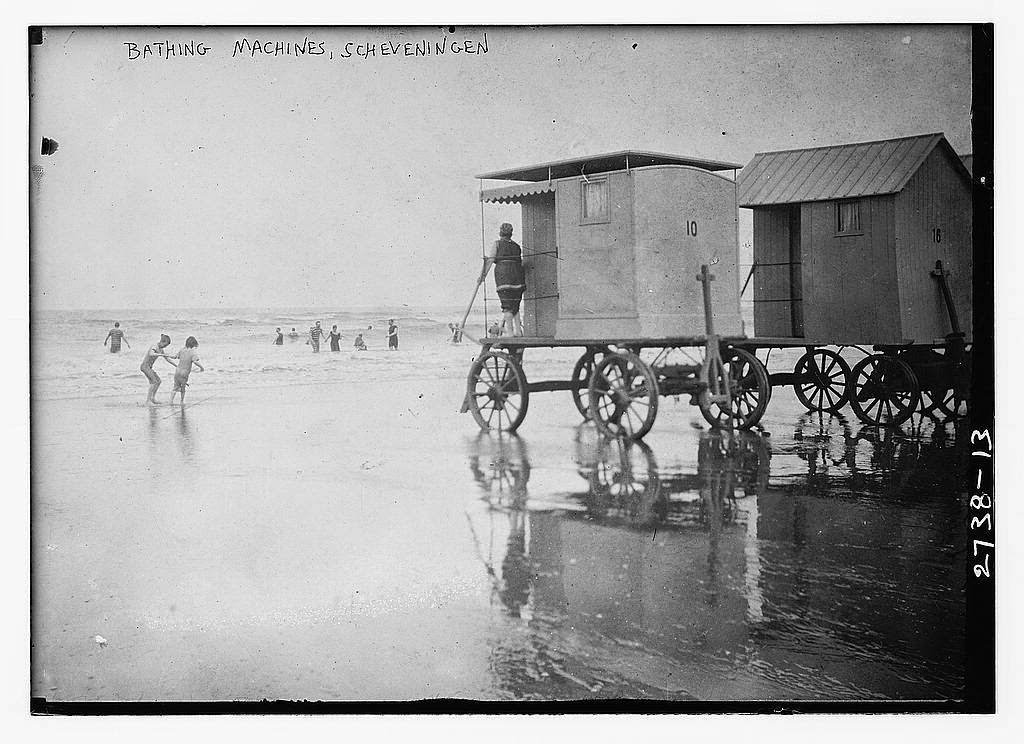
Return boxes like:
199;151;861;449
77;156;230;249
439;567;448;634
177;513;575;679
168;336;205;404
140;334;175;404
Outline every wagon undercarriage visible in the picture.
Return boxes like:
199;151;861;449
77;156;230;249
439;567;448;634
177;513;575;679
464;261;970;439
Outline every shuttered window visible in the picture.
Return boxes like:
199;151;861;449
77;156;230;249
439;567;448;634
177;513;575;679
836;200;862;235
581;178;610;224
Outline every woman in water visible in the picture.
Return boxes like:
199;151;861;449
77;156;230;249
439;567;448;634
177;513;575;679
328;325;342;351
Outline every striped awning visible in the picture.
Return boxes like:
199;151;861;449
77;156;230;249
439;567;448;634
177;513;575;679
480;183;556;204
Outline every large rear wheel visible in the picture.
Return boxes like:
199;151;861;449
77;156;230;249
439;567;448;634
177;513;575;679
570;346;611;419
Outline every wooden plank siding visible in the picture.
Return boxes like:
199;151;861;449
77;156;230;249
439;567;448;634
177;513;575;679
893;147;973;343
519;193;559;337
800;195;902;344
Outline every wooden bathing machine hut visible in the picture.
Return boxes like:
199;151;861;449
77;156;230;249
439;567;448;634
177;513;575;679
478;150;745;340
737;133;973;345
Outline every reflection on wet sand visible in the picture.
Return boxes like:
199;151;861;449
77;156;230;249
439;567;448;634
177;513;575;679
175;407;195;461
144;404;199;471
465;418;967;701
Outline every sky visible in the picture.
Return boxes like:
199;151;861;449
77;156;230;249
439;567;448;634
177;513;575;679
29;24;973;310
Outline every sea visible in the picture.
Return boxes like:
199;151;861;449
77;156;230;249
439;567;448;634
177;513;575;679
30;306;589;402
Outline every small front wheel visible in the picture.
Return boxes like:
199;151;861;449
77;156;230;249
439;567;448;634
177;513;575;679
793;348;852;413
699;347;770;430
588;352;660;440
465;350;529;433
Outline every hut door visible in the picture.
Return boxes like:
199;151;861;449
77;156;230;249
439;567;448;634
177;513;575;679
788;205;805;337
521;193;559;337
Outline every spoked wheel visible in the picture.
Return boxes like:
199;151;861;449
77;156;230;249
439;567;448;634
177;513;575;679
698;347;770;430
793;348;852;413
849;354;920;427
588;352;660;440
921;350;971;421
570;346;611;419
465;350;529;433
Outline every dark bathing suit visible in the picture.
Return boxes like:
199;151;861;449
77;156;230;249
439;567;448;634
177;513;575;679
328;331;341;351
108;328;124;353
388;324;398;349
274;333;283;345
493;237;525;314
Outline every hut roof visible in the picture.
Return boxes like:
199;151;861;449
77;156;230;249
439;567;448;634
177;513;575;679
477;150;741;182
737;133;971;207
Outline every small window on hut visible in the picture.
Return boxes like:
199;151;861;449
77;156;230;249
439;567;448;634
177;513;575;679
835;200;863;236
580;178;610;224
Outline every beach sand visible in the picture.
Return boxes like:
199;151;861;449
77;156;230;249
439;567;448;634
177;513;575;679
33;375;512;701
31;360;967;702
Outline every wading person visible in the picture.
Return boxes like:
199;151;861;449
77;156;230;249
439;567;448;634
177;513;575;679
388;319;399;350
478;223;525;337
309;321;325;353
328;324;342;352
140;334;175;404
104;321;130;353
273;327;284;345
168;336;204;405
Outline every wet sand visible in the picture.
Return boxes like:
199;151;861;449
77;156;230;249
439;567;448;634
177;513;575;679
31;372;967;702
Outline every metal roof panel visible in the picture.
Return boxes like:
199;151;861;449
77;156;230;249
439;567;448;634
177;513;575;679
737;133;960;207
843;140;899;197
763;149;818;204
871;138;922;194
808;145;862;200
799;147;849;202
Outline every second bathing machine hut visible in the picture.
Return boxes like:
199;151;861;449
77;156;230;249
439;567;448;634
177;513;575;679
732;132;974;426
477;150;745;339
737;132;973;345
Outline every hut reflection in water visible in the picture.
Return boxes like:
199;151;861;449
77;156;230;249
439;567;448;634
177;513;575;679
464;417;966;700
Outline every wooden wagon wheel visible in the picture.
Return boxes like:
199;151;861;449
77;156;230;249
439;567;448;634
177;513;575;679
698;347;770;430
587;351;660;440
921;349;971;421
570;346;611;419
793;348;852;413
849;354;920;427
465;350;529;433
